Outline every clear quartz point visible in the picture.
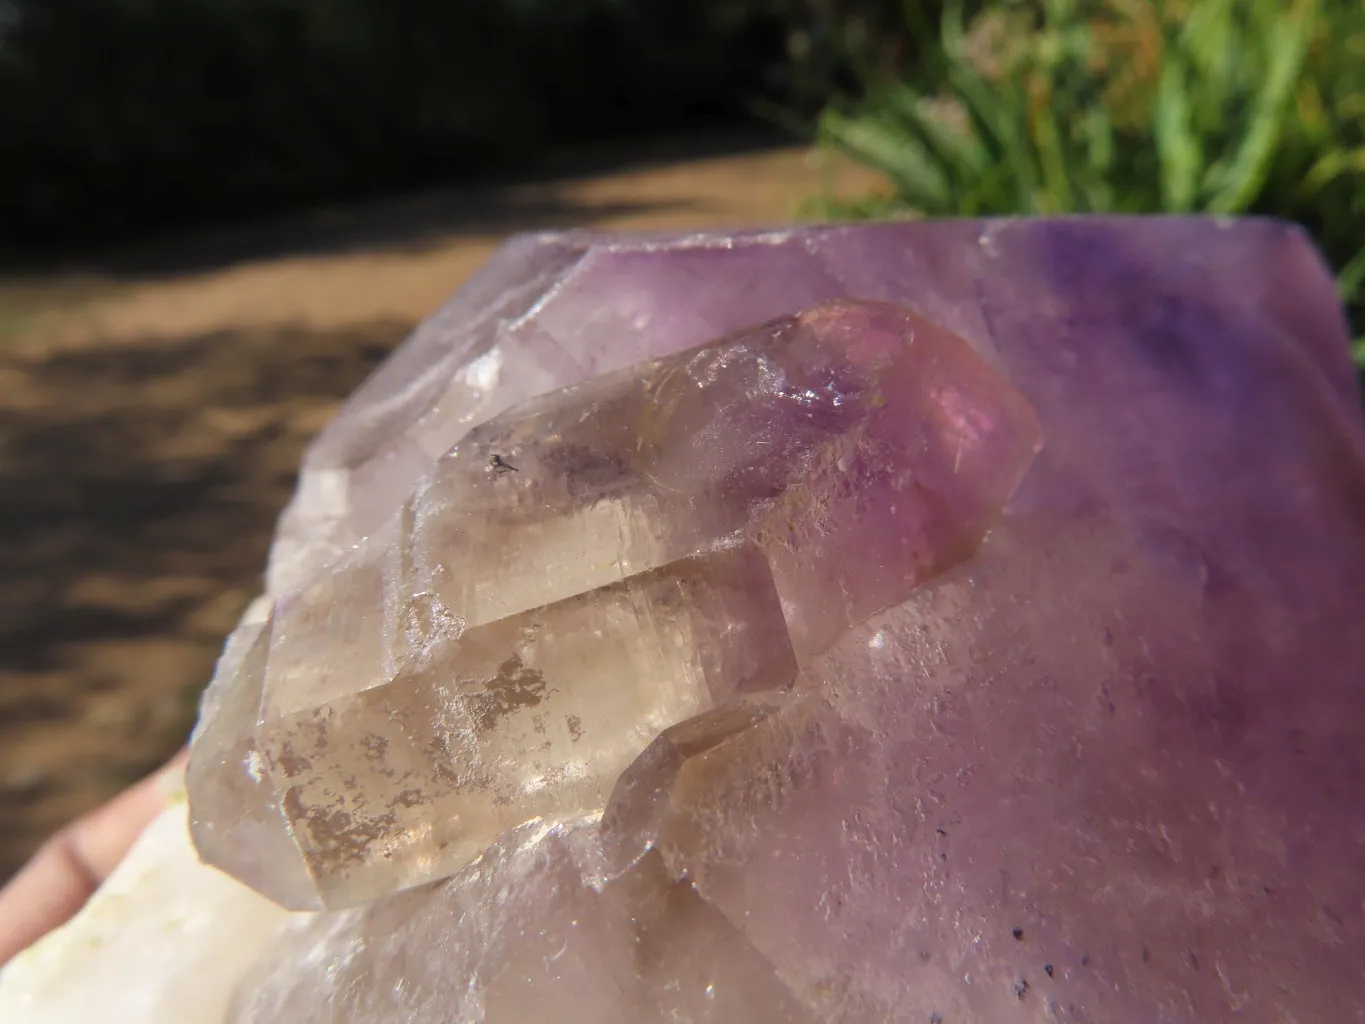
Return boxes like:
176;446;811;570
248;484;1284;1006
188;298;1040;910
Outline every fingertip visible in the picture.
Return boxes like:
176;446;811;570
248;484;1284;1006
0;834;97;968
0;745;188;967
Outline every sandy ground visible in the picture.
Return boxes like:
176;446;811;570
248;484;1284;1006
0;141;883;881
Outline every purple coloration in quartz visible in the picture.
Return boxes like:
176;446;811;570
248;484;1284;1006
197;218;1365;1022
189;299;1040;910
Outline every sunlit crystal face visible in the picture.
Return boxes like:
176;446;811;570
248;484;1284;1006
187;298;1040;910
201;219;1365;1024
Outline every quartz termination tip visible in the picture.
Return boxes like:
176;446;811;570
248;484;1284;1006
187;298;1041;911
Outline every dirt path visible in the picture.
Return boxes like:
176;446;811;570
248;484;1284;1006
0;142;881;880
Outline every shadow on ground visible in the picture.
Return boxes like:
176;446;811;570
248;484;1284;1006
93;192;704;279
0;319;410;879
30;131;787;282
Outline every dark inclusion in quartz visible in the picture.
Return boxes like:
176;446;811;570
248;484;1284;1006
192;218;1365;1023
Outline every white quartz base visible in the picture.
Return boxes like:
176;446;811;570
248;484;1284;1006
0;779;308;1024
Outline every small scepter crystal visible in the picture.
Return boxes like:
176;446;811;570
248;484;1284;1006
187;299;1040;910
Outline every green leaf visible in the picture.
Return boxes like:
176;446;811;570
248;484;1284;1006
1179;0;1237;123
881;85;990;186
1030;98;1076;213
939;2;1039;205
818;108;951;212
1298;147;1365;198
898;0;948;77
1024;27;1076;213
1154;56;1201;211
1336;244;1365;303
1077;107;1116;209
1206;0;1318;214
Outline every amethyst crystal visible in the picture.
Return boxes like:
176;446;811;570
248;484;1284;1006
194;219;1365;1022
189;298;1040;910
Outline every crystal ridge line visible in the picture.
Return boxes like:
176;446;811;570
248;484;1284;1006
187;298;1041;910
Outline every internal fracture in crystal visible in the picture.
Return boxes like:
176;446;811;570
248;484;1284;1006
188;298;1040;909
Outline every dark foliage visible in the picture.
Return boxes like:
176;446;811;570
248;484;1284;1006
0;0;905;256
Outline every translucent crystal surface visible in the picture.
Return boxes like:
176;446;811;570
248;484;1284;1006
189;298;1041;909
228;822;819;1024
206;218;1365;1022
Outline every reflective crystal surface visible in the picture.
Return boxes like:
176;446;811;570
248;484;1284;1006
188;297;1040;909
197;218;1365;1022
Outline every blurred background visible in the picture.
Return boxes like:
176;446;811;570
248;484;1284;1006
0;0;1361;882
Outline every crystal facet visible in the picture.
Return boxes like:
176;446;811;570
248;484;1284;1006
186;218;1365;1022
189;297;1041;909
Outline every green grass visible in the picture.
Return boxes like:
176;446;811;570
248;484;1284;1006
812;0;1365;365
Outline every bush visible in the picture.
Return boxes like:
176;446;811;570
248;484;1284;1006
814;0;1365;365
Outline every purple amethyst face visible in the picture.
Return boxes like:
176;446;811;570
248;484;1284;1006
193;219;1365;1023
